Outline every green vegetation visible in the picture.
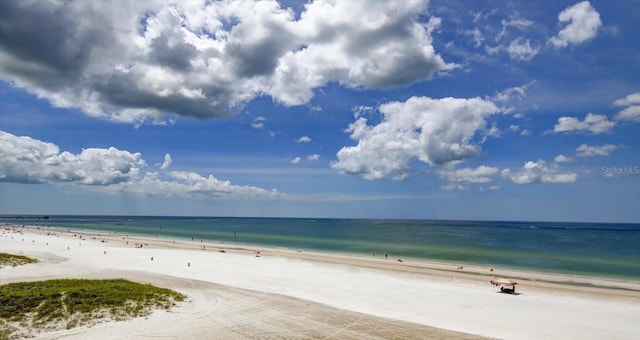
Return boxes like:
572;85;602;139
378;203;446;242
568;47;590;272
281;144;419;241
0;279;186;339
0;253;37;267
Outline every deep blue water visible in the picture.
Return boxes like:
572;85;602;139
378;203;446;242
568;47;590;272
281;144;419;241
2;216;639;280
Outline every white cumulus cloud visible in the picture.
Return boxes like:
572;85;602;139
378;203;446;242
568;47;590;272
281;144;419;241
252;117;267;129
615;107;640;123
0;130;144;185
437;165;499;184
575;144;620;157
614;92;640;107
297;136;312;143
551;113;615;134
0;130;280;198
549;1;602;48
0;0;453;124
502;160;577;184
160;154;173;170
614;92;640;122
554;154;573;163
332;96;501;180
507;38;539;61
115;171;281;199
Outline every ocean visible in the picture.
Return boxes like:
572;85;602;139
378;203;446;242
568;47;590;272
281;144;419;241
3;216;639;280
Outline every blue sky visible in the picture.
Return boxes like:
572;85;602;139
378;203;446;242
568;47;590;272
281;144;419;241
1;0;638;222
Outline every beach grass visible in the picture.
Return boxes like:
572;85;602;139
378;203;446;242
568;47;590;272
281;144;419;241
0;279;186;339
0;253;37;267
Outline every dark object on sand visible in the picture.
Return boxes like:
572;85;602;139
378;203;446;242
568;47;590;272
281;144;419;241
500;286;516;294
491;277;518;294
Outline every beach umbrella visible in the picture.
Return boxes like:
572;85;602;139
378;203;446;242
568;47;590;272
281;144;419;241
491;277;517;286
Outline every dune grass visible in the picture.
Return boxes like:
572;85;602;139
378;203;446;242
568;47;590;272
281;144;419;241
0;279;186;339
0;253;37;267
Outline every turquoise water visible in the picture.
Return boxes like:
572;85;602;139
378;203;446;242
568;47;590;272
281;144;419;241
3;216;639;280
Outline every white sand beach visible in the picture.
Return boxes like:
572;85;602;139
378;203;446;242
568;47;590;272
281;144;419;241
2;225;639;339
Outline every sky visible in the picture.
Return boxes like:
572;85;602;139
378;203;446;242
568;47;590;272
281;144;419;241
0;0;639;222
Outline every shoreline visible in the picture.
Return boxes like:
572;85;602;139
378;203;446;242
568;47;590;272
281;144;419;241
11;218;638;281
2;224;640;339
26;224;640;298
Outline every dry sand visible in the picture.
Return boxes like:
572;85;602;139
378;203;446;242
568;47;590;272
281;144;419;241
1;225;639;339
